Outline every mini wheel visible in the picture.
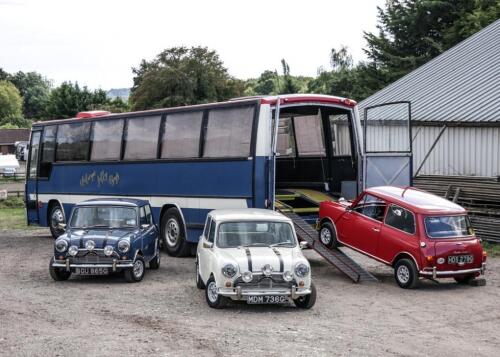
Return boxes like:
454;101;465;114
196;260;205;289
149;248;161;270
394;258;418;289
49;257;71;281
125;256;145;283
205;276;227;308
293;282;317;309
319;221;338;249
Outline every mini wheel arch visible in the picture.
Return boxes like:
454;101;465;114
392;252;420;271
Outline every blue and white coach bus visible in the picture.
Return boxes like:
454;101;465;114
26;94;412;256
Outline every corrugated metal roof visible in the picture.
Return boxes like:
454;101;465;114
359;19;500;124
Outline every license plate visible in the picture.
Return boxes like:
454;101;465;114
74;267;109;275
448;255;473;264
247;295;288;304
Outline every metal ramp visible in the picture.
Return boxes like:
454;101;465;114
280;210;378;283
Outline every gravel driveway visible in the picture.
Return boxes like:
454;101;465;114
0;229;498;356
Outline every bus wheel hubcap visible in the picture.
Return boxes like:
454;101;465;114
397;265;410;284
320;228;331;244
51;209;64;230
166;219;180;247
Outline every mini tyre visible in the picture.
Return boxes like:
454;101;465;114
149;248;161;270
394;258;418;289
319;221;338;249
454;274;475;284
161;208;191;257
49;257;71;281
49;203;66;239
205;276;227;309
293;282;317;309
125;256;146;283
196;260;205;290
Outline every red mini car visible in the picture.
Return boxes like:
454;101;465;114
318;186;486;288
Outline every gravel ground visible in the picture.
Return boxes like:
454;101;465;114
0;228;499;357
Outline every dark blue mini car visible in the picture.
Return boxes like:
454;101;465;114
49;198;160;283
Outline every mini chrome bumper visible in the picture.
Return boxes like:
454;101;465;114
52;259;134;272
420;263;486;278
218;285;311;300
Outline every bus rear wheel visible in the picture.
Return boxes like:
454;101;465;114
49;203;66;239
161;208;191;257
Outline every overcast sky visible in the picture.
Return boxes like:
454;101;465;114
0;0;385;90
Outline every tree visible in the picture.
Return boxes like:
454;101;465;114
9;71;51;119
279;59;300;94
0;81;23;119
130;46;244;110
363;0;500;84
45;82;110;119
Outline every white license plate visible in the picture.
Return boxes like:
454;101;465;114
448;255;473;264
247;295;288;304
75;267;109;275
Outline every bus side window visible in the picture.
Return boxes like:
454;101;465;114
91;119;124;161
56;122;91;162
277;117;296;157
294;111;326;157
203;106;254;158
161;111;203;159
124;115;162;160
329;114;352;156
40;125;57;178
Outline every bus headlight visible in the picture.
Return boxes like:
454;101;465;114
117;240;130;254
68;245;79;256
55;239;68;253
222;263;237;278
294;263;310;277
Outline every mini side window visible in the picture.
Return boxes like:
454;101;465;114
385;205;415;234
144;205;153;225
139;207;148;226
353;194;387;222
208;220;216;243
203;217;211;238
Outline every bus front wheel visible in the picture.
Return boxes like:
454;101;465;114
49;203;66;239
161;208;191;257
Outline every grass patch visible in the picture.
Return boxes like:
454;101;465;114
0;208;30;229
483;241;500;258
0;196;24;209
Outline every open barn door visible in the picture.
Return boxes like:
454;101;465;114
363;102;412;189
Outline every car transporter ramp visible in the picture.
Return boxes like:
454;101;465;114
277;209;378;283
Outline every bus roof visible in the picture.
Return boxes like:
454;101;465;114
32;94;357;126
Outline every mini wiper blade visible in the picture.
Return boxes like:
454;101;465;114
243;243;269;247
270;242;292;247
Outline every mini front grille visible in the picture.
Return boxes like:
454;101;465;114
71;252;114;264
234;276;293;289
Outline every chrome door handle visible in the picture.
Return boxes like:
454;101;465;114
372;227;380;232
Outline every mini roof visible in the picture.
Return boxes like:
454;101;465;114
76;198;149;207
366;186;466;214
209;208;292;223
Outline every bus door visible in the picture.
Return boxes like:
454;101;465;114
363;102;412;188
26;130;42;224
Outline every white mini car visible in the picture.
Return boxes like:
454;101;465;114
196;209;316;309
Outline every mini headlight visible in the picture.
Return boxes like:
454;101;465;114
294;263;310;277
262;264;273;276
104;245;114;256
283;270;293;282
242;271;253;283
68;245;79;256
117;239;130;253
221;263;237;278
55;239;68;253
85;240;95;251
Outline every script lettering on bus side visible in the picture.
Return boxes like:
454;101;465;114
80;170;120;188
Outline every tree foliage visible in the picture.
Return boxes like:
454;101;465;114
45;82;110;119
0;81;23;119
130;46;244;110
8;71;51;119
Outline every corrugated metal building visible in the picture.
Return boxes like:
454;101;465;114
358;19;500;177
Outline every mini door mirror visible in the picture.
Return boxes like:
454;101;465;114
141;224;149;230
203;241;213;249
58;223;66;230
299;241;308;250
